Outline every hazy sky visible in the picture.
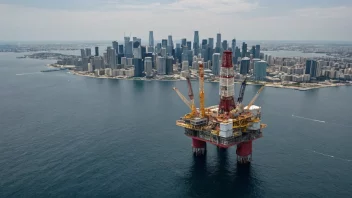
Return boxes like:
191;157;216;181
0;0;351;41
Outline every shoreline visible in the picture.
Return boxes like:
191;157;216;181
68;70;348;90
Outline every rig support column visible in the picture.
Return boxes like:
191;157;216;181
192;138;206;156
236;141;253;164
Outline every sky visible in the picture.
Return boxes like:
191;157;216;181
0;0;351;41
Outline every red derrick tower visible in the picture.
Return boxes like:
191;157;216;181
218;51;236;113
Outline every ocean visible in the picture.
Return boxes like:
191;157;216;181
1;52;352;197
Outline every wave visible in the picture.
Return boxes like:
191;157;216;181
16;72;41;76
292;114;326;123
310;150;352;162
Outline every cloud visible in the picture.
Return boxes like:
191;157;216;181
100;0;258;14
293;6;351;19
0;2;351;41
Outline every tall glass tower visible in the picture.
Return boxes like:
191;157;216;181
193;31;200;56
149;31;154;47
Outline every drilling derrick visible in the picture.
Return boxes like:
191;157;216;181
219;51;236;113
174;51;267;164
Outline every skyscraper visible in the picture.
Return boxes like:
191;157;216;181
181;38;187;47
208;38;214;49
251;46;256;58
133;58;143;77
124;37;130;54
186;41;192;50
255;45;260;59
231;39;236;53
240;57;250;75
234;47;241;64
149;31;154;47
215;33;221;53
175;43;182;63
254;60;268;81
95;47;99;56
85;48;91;56
112;41;118;54
80;49;86;58
107;47;116;69
161;39;167;48
157;56;166;75
212;53;220;75
216;33;221;48
166;56;173;75
118;45;124;54
126;41;133;58
222;40;228;51
193;31;200;56
241;42;247;58
201;39;207;47
144;57;153;77
305;60;317;78
167;35;173;48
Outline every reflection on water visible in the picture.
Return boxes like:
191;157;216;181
185;148;262;198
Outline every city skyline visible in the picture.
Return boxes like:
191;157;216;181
1;0;352;41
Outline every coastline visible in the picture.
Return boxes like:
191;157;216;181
69;70;348;90
47;64;349;90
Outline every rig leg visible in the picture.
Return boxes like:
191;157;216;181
192;138;206;156
236;141;253;164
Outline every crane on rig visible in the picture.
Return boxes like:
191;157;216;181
245;86;265;110
237;77;247;104
199;62;205;118
173;87;192;109
186;76;198;117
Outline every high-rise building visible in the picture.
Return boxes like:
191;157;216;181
222;40;228;51
149;31;154;47
255;45;260;59
85;48;91;56
147;46;154;53
181;38;187;47
95;47;99;56
117;53;124;64
187;50;193;66
212;53;221;75
175;43;182;63
193;31;200;56
187;41;192;50
144;57;153;77
201;39;207;47
240;57;250;75
157;56;166;75
234;47;241;64
156;43;162;54
161;39;167;48
133;58;143;77
241;42;247;58
216;33;221;48
166;56;173;75
161;47;167;57
118;45;123;54
251;46;256;58
168;35;173;48
107;47;116;69
133;47;141;59
124;37;130;54
121;57;127;67
254;60;268;81
141;46;146;60
92;56;104;70
126;41;133;58
182;61;189;71
80;49;86;58
112;41;118;54
231;39;236;53
305;60;317;78
82;57;89;71
208;38;214;49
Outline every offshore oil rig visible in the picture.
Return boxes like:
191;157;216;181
174;51;266;164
